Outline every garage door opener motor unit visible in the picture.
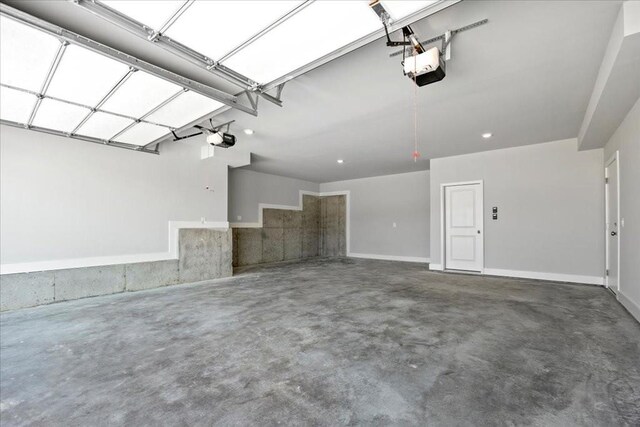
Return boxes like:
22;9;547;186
369;0;488;87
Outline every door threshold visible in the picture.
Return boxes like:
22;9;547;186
444;269;482;275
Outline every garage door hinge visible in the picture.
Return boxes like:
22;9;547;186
606;269;609;276
605;177;609;184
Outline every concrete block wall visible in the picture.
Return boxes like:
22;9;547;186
232;194;346;267
0;229;232;311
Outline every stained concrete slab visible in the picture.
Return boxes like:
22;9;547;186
262;228;284;263
1;258;638;425
125;260;179;291
54;265;125;301
0;272;55;311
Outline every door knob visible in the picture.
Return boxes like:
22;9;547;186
477;230;481;234
611;231;617;236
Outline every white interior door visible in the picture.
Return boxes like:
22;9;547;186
606;157;619;293
444;183;484;272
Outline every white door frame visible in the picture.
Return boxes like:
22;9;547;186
440;180;484;273
604;151;620;291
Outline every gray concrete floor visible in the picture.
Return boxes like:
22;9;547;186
1;258;639;426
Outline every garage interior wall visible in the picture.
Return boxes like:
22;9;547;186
603;97;640;320
229;169;431;262
320;171;430;262
429;139;605;283
0;125;228;270
228;169;320;224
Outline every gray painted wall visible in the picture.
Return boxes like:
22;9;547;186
0;125;228;265
604;96;640;319
321;171;430;260
228;169;319;223
429;139;604;278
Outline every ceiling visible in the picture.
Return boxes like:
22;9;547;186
213;0;621;182
4;1;623;183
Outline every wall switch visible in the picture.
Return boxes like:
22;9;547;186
237;215;242;221
393;222;397;228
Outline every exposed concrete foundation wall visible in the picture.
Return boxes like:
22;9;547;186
0;272;55;311
232;194;346;267
319;195;347;257
179;229;233;283
233;195;320;267
55;265;126;302
0;229;231;311
125;260;179;292
301;195;321;258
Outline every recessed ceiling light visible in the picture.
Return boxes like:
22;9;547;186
482;132;492;139
337;159;344;164
243;129;254;135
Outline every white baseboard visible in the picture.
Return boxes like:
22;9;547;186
1;220;229;275
483;268;603;285
618;291;640;323
348;253;430;263
426;263;603;285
